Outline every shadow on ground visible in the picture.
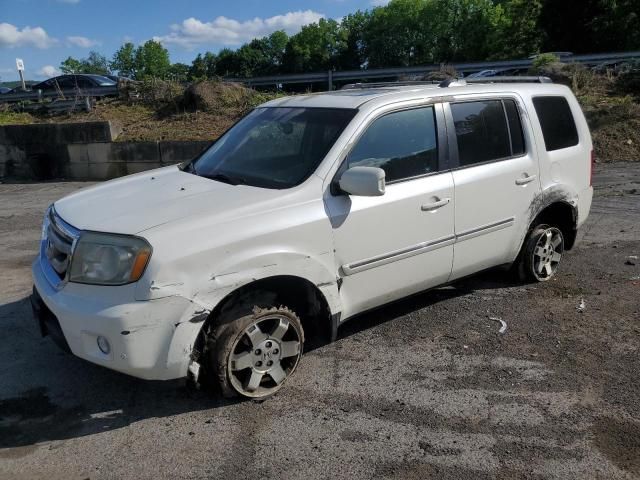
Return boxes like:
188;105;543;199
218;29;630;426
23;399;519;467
0;268;520;449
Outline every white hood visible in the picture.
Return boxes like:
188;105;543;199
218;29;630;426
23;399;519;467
54;166;286;234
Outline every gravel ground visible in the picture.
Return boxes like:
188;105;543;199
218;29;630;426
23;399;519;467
0;163;639;480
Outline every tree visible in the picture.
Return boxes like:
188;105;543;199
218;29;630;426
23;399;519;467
83;51;110;75
337;11;371;69
110;42;137;78
215;48;238;77
364;0;429;68
59;51;110;75
491;0;543;59
60;56;83;74
426;0;501;63
540;0;640;53
134;40;171;79
283;19;346;73
168;63;190;81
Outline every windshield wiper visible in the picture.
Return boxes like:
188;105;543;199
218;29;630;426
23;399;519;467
202;172;246;186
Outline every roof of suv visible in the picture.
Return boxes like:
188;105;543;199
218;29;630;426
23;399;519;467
262;82;572;111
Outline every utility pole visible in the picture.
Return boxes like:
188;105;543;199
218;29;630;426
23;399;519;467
16;58;26;90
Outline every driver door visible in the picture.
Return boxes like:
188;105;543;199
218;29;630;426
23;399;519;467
325;104;455;319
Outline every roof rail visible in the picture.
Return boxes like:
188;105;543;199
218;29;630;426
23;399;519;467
341;76;552;90
341;80;441;90
460;76;553;84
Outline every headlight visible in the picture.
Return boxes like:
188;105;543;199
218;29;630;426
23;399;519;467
69;232;152;285
41;205;52;241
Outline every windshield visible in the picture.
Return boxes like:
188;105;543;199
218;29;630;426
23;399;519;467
86;75;117;86
190;107;357;189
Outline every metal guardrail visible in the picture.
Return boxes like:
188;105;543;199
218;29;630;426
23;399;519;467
228;51;640;89
0;86;118;104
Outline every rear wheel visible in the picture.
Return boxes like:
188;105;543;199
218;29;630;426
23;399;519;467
207;299;304;399
520;224;564;282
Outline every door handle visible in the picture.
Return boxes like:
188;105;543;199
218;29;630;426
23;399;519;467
515;174;537;186
421;197;450;211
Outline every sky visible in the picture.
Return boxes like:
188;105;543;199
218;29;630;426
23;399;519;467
0;0;390;82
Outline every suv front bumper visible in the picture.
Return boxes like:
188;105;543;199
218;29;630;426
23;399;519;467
31;258;196;380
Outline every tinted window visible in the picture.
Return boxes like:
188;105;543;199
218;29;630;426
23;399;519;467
55;76;76;89
451;100;511;166
504;100;525;156
75;76;95;88
532;96;579;151
348;107;438;182
192;107;356;189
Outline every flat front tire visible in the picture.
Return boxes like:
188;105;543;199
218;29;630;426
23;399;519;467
207;302;304;399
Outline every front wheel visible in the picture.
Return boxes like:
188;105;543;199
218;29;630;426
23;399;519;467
520;224;565;282
207;303;304;399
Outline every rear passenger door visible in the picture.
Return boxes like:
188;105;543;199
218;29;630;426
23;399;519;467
445;97;541;280
326;104;455;318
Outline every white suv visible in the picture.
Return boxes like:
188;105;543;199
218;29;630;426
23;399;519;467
32;79;593;399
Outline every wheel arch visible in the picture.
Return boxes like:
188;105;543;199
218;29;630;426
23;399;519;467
191;275;335;368
531;200;578;250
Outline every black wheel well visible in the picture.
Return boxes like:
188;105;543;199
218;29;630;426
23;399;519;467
194;275;332;358
533;201;578;250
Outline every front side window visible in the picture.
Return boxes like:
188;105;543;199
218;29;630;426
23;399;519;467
532;96;579;151
347;107;438;182
451;100;512;166
191;107;356;189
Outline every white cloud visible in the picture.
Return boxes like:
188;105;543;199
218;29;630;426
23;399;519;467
154;10;324;49
66;36;100;48
37;65;61;78
0;23;57;49
370;0;390;6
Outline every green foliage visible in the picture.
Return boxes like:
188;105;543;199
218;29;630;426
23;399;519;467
60;0;640;83
539;0;640;54
283;19;346;72
110;43;137;78
532;53;560;70
60;57;83;74
60;51;110;75
134;40;171;79
491;0;543;59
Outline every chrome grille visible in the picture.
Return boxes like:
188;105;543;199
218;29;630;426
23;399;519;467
40;207;80;286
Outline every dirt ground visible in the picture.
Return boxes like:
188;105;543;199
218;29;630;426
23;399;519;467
0;163;639;480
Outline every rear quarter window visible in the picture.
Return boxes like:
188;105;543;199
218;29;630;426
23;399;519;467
532;96;579;151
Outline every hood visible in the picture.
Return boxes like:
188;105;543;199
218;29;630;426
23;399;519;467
54;166;285;234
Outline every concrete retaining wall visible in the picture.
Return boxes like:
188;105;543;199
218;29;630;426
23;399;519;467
0;121;212;180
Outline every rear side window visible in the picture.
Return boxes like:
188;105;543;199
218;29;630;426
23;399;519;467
451;100;512;166
348;107;438;182
532;96;579;151
504;100;525;156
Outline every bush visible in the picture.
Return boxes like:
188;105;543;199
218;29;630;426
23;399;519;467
614;71;640;96
138;78;183;107
182;81;280;115
531;53;560;71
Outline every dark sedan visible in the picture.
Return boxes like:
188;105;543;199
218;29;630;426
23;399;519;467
11;74;116;93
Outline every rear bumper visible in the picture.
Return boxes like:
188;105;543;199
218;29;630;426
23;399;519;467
577;186;593;228
31;258;197;380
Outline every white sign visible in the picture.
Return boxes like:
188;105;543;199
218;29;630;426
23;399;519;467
16;58;25;71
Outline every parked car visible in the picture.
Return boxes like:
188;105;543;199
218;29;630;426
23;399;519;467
11;74;116;94
0;86;11;94
32;79;593;399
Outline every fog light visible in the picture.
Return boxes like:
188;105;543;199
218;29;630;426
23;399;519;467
97;336;111;354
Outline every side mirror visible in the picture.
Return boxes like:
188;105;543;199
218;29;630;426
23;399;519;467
338;166;386;197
